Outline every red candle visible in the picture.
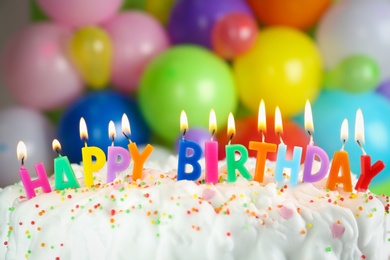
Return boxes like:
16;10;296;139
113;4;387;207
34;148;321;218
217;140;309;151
354;109;385;192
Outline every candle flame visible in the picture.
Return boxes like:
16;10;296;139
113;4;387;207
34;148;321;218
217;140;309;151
180;110;188;133
258;100;266;133
274;106;283;135
227;113;235;140
121;114;131;135
304;100;314;134
340;119;348;143
354;109;365;144
17;141;27;161
52;139;61;152
79;117;88;141
209;109;217;133
108;120;116;139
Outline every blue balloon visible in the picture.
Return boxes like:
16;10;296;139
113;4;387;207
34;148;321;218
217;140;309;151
58;91;151;163
294;90;390;188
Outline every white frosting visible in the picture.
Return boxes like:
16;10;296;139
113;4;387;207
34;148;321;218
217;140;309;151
1;157;389;260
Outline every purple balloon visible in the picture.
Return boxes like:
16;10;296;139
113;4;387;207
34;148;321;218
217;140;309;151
174;128;212;156
377;79;390;99
168;0;253;48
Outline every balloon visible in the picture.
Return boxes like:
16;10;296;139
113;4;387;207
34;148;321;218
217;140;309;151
247;0;331;30
233;27;323;117
36;0;123;27
138;45;238;144
294;89;390;193
70;26;112;89
317;0;390;81
216;116;309;162
324;55;380;93
0;107;55;187
174;128;211;156
0;23;84;110
58;91;151;163
168;0;253;48
211;12;258;59
145;0;176;24
377;79;390;100
102;12;170;93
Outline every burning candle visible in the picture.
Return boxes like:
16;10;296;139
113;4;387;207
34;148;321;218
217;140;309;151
16;141;52;199
107;120;131;183
53;139;80;190
354;109;385;192
302;100;330;183
122;114;154;181
177;110;203;181
326;119;352;192
248;100;277;183
204;109;218;183
80;117;106;187
225;113;252;182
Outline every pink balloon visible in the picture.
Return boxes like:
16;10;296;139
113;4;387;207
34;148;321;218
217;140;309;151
211;13;258;59
36;0;123;27
1;23;84;110
102;11;170;93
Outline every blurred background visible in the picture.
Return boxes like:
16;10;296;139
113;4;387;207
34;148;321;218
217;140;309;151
1;0;390;195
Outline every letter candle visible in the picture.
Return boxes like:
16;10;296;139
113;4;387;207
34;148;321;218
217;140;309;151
326;119;353;192
274;106;303;184
122;114;154;181
53;139;80;190
16;141;52;199
80;117;106;187
302;100;330;183
354;109;385;192
248;100;277;183
177;111;203;181
204;109;219;183
225;113;252;182
107;120;131;183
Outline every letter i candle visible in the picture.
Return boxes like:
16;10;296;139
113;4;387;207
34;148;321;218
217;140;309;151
204;109;218;183
354;109;385;192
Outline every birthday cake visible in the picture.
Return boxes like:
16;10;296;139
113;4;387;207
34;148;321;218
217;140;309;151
0;156;389;260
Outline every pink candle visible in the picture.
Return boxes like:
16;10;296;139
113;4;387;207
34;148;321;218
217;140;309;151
302;100;330;183
107;121;131;183
205;109;218;184
17;141;52;199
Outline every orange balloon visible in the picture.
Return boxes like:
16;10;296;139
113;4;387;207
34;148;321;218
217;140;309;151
247;0;332;30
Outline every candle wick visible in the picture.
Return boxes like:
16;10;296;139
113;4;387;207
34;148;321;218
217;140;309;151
56;148;61;156
211;129;215;141
83;138;87;147
307;131;314;145
357;140;367;155
260;130;265;142
341;139;346;151
111;135;115;147
182;129;187;140
21;156;24;167
228;133;234;145
277;132;285;145
122;132;132;143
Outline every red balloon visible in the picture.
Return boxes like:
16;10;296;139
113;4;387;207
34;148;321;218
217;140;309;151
211;12;258;59
217;116;309;162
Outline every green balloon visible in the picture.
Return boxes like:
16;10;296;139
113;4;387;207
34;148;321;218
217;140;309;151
323;55;380;93
138;45;238;144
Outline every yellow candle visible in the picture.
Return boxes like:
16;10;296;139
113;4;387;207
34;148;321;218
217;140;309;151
82;146;106;187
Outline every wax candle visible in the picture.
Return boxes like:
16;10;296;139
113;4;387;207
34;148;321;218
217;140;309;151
274;107;302;184
205;109;218;183
121;114;154;181
302;100;330;183
177;111;203;181
249;100;277;183
80;117;106;187
326;119;352;192
107;120;131;183
225;113;252;182
354;109;385;192
52;139;80;190
17;141;52;199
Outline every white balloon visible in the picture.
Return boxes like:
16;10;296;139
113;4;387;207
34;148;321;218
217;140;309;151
317;0;390;81
0;107;55;187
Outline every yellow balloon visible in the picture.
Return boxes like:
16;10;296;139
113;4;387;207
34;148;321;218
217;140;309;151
233;27;323;117
70;26;112;89
145;0;175;24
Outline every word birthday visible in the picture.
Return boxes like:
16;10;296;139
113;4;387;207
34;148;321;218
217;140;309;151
15;101;385;200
